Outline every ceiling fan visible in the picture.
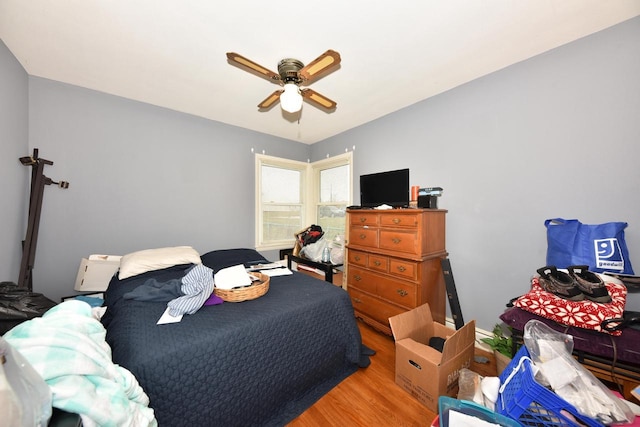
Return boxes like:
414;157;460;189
226;50;341;113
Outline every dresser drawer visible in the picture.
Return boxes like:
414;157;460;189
345;208;447;335
350;212;379;227
348;250;368;267
376;275;417;309
349;227;378;249
379;229;419;255
379;213;420;228
347;266;377;294
348;288;406;326
367;254;388;272
389;258;418;280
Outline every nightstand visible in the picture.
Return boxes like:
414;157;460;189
280;248;343;284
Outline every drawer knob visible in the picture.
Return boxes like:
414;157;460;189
359;217;367;223
359;234;367;240
392;238;401;244
354;275;362;281
353;298;362;304
397;265;406;272
392;218;401;224
374;260;381;266
355;255;361;261
396;289;408;297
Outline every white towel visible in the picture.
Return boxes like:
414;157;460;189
214;264;251;290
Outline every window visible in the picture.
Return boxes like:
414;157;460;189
255;152;352;250
255;155;307;249
312;155;351;243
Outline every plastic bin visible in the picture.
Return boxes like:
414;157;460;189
438;396;520;427
496;346;603;427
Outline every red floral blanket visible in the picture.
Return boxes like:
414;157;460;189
514;276;626;336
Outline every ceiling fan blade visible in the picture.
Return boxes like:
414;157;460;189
300;88;337;110
226;52;281;83
258;90;283;110
298;50;341;84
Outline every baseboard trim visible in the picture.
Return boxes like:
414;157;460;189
445;316;494;351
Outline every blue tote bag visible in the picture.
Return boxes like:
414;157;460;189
545;218;634;275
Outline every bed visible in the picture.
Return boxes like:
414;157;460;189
101;248;369;427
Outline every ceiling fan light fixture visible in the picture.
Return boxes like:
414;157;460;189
227;51;340;113
280;83;303;113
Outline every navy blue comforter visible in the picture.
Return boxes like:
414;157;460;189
102;249;366;426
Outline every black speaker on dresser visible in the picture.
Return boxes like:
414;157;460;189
417;195;438;209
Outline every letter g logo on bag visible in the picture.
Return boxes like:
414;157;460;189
594;238;625;271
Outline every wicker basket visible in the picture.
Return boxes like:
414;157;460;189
214;272;270;302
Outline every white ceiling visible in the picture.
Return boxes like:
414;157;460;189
1;1;639;144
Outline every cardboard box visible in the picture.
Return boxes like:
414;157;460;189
74;255;121;292
389;303;476;413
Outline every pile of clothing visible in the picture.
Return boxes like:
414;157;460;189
3;300;157;427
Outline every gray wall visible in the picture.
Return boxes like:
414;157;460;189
3;70;310;301
0;40;28;283
2;18;639;331
313;17;640;329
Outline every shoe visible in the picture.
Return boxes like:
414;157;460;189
568;265;612;303
536;266;585;301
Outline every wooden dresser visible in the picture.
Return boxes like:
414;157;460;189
345;208;447;335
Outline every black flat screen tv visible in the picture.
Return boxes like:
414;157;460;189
360;168;410;208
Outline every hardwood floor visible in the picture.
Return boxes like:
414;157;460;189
289;319;497;427
290;320;433;427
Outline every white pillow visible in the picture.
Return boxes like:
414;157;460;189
118;246;201;280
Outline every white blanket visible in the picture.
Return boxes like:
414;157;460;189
4;300;157;427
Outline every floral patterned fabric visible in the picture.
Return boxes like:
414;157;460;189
514;276;626;336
